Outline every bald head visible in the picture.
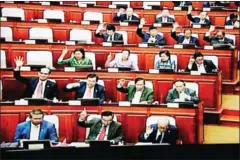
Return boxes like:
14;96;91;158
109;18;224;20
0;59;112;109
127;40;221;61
200;12;207;20
161;9;170;18
157;117;169;132
126;8;133;16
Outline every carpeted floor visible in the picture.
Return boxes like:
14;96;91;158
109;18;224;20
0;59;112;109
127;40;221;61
204;125;240;144
222;95;239;110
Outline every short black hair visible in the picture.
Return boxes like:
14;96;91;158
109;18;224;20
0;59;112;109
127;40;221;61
73;48;85;59
87;73;98;82
183;29;192;34
101;111;114;118
149;25;157;31
174;79;185;86
135;77;145;85
39;67;51;75
159;50;171;59
29;109;44;118
193;51;204;59
106;24;116;32
230;13;238;20
218;30;225;36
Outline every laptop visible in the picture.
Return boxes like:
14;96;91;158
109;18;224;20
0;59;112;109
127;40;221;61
6;17;22;21
117;66;132;71
179;43;196;49
161;22;173;27
46;18;62;23
89;140;110;148
24;64;46;70
159;68;174;73
115;4;128;9
123;20;140;24
149;5;161;9
75;65;93;71
112;40;124;45
77;98;100;105
31;39;49;44
210;6;224;11
23;140;51;149
213;43;231;49
173;101;194;108
24;98;48;105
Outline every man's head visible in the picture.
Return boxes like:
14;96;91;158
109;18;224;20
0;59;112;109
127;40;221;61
101;111;114;127
157;117;169;132
184;29;192;39
199;12;207;20
230;13;238;23
106;24;116;36
135;77;145;91
86;73;98;89
29;109;44;125
161;9;170;18
126;8;134;17
121;49;130;61
193;51;204;65
159;50;171;62
216;30;225;40
174;80;186;93
38;67;51;81
149;26;158;37
73;48;85;60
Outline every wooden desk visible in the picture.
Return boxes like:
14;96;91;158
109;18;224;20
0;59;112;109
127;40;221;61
0;102;204;144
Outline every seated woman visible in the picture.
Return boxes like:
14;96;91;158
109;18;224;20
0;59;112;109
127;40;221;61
58;48;92;67
154;50;176;71
105;49;139;71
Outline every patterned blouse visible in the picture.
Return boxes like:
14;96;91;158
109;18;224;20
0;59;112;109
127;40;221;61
154;60;176;70
58;57;92;67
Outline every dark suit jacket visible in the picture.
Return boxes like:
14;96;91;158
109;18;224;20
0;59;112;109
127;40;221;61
95;32;123;42
187;13;211;26
14;120;58;142
173;1;192;6
166;88;199;104
138;124;178;144
154;16;175;23
13;70;59;100
203;35;234;45
185;59;217;73
113;13;140;22
78;118;124;144
171;31;200;46
225;20;239;26
64;81;105;103
203;2;230;7
117;85;154;103
137;27;166;45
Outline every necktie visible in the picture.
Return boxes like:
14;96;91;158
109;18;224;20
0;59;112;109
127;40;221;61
98;126;106;140
86;88;92;98
156;132;165;143
128;16;131;21
109;35;113;41
36;82;43;98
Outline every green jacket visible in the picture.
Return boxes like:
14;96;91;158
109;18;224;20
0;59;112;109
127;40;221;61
58;57;92;67
78;118;124;144
117;85;154;103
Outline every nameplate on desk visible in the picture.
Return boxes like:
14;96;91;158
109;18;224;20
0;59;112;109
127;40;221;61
28;144;44;150
174;7;181;11
102;42;112;46
153;23;162;27
0;17;7;21
190;71;201;75
174;44;183;49
108;68;119;72
192;24;201;28
81;21;90;25
78;3;87;7
68;100;81;106
149;69;159;74
64;67;76;72
144;6;152;10
41;2;50;5
167;103;179;108
24;40;36;44
20;66;31;71
108;4;116;8
15;100;28;105
119;101;131;106
119;21;129;26
204;45;213;50
65;41;76;45
37;19;47;23
224;25;234;29
138;43;148;48
203;8;211;11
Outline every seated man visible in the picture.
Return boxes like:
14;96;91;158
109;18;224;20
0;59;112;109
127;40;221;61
113;8;140;22
187;6;211;26
203;1;230;8
154;50;176;71
165;80;199;104
78;109;124;144
64;73;105;103
185;51;217;73
138;117;178;144
154;9;175;23
58;47;92;67
95;23;123;42
171;23;200;46
13;57;59;100
203;26;234;45
105;49;139;71
225;13;239;28
116;77;153;104
137;18;166;45
173;1;192;7
14;109;58;143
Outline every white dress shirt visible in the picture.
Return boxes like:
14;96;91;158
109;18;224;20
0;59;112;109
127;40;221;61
107;34;115;42
162;17;168;23
144;130;165;143
30;123;40;140
182;38;190;44
96;124;110;140
178;91;191;101
32;80;47;98
132;90;143;104
197;64;206;73
83;87;94;98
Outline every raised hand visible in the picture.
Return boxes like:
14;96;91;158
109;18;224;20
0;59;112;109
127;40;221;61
119;78;125;86
107;52;112;59
173;22;180;29
117;8;125;16
189;56;195;64
14;56;24;68
80;108;87;120
188;5;193;13
140;18;146;25
146;126;153;135
209;25;215;32
62;47;68;55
